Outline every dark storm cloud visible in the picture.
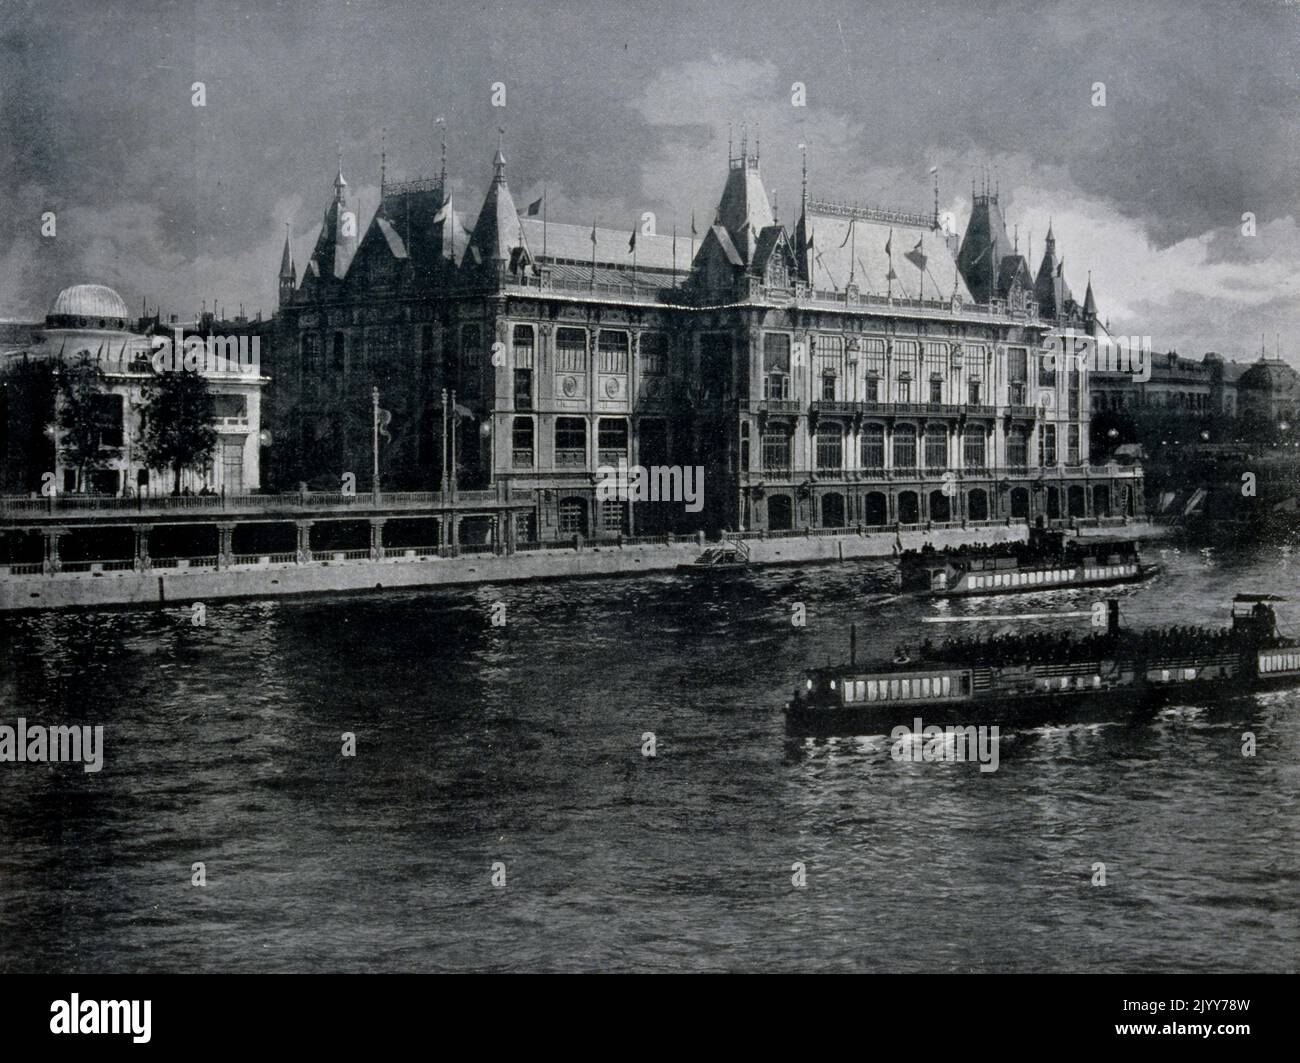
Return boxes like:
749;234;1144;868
1;0;1297;358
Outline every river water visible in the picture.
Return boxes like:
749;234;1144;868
1;542;1297;972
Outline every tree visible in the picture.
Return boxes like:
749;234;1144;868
139;368;217;494
0;357;56;493
56;352;120;492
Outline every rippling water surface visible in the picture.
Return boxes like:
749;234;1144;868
1;542;1297;972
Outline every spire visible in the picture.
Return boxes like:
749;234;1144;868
794;143;813;284
380;126;387;193
492;127;507;185
306;151;358;284
279;222;295;279
437;116;448;190
1083;272;1097;316
1034;219;1070;319
465;140;522;273
712;127;773;265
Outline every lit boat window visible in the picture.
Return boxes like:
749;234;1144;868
901;679;912;698
855;681;865;701
941;675;951;696
922;677;932;697
867;680;878;701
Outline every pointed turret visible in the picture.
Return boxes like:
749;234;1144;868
957;185;1013;303
278;224;296;307
713;131;774;265
464;138;524;277
1083;273;1098;317
1034;222;1062;317
303;150;359;289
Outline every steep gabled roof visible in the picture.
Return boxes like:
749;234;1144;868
464;148;523;271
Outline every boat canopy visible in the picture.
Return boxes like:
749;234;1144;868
1233;594;1287;602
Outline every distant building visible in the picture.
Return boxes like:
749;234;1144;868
271;140;1141;539
0;284;267;495
1092;349;1298;426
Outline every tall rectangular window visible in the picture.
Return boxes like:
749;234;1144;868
924;342;946;404
512;416;534;467
598;418;628;466
814;335;843;402
598;329;629;374
1068;366;1081;418
1008;427;1029;469
924;424;947;471
556;327;587;372
968;379;982;405
816;423;843;472
761;428;791;472
1040;424;1057;467
1037;346;1057;387
860;423;885;470
640;332;668;376
1068;424;1080;465
763;333;791;399
514;324;534;409
555;417;586;466
893;424;917;470
1008;347;1028;405
962;425;986;469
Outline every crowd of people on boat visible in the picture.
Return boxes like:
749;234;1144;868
895;623;1245;668
899;536;1136;569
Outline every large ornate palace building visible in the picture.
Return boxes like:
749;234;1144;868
271;136;1143;542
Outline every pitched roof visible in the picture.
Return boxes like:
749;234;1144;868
807;211;974;301
518;218;694;273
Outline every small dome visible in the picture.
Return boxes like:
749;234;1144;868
50;284;130;321
1239;359;1300;393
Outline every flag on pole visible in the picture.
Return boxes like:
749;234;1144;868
884;232;892;258
526;197;543;217
904;237;927;271
628;227;637;253
590;223;598;246
838;217;855;249
377;408;393;442
690;211;697;237
432;196;451;224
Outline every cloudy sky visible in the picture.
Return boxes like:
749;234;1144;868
2;0;1298;364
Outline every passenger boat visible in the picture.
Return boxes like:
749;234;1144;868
677;539;750;574
786;595;1300;730
897;519;1158;597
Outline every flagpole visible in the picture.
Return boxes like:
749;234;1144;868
590;220;597;292
887;227;893;301
372;386;380;501
632;223;638;292
440;387;448;501
672;224;678;289
543;185;548;261
450;388;458;500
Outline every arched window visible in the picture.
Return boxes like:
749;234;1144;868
1008;426;1029;469
816;422;843;472
893;424;917;470
762;427;791;473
